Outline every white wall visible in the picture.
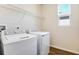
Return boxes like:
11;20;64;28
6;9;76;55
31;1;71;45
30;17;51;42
0;4;42;35
42;4;79;53
12;4;43;31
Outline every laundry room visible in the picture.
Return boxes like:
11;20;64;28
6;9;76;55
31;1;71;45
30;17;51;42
0;4;79;55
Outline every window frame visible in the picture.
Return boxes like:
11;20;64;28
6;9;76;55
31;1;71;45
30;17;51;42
58;4;71;26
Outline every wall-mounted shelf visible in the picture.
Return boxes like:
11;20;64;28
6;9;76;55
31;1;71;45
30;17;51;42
0;4;44;19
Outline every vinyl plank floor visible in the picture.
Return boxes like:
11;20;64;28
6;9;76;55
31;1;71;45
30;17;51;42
49;47;78;55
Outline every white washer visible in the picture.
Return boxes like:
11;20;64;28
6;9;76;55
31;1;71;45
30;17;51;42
31;32;50;55
3;34;37;55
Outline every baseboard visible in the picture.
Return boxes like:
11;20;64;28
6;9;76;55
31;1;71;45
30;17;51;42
50;45;79;54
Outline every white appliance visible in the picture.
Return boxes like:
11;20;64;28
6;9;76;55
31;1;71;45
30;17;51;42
31;32;50;55
2;33;37;55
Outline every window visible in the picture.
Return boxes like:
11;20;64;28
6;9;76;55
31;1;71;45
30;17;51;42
58;4;71;26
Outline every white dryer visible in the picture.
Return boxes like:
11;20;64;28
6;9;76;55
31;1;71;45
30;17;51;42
31;32;50;55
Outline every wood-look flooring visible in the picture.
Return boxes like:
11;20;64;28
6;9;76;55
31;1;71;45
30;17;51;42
49;47;78;55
